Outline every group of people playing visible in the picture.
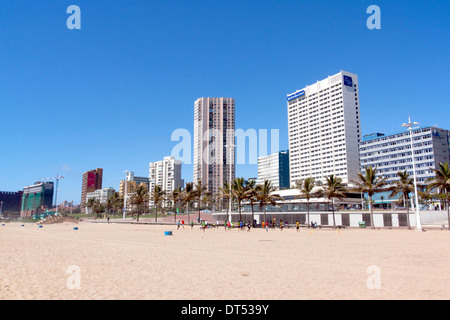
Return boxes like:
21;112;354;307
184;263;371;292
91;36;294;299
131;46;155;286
176;218;317;232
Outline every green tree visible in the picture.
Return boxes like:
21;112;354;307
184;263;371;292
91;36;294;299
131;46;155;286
131;185;149;222
194;180;208;222
351;166;388;229
168;187;182;223
244;179;258;225
295;177;320;228
86;197;96;216
150;185;164;222
232;177;247;222
321;175;347;229
427;162;450;230
388;170;415;230
218;181;232;220
256;180;283;226
181;182;196;224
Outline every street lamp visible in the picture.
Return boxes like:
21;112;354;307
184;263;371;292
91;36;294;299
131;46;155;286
225;143;236;222
402;117;423;232
123;169;130;219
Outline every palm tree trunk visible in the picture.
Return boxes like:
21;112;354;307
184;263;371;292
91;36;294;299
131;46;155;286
187;202;190;224
332;199;336;229
155;206;158;223
307;198;310;229
369;195;374;229
447;198;450;231
405;194;411;230
251;201;255;226
174;202;177;224
264;205;267;228
239;202;242;222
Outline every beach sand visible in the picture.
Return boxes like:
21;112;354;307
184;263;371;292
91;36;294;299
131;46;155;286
1;221;450;300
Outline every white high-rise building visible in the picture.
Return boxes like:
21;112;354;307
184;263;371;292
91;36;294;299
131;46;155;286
193;97;235;196
287;71;361;186
149;156;183;194
257;150;290;190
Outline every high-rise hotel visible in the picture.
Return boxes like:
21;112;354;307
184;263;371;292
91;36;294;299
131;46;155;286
287;71;361;186
193;97;235;196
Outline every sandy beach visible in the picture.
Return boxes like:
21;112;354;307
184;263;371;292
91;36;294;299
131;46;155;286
1;221;450;300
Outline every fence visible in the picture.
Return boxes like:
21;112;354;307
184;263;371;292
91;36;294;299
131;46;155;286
212;210;449;228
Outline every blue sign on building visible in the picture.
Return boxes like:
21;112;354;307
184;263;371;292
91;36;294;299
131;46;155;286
287;90;305;101
343;75;353;87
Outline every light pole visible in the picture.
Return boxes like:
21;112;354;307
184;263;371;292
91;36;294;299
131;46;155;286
225;143;236;222
0;201;3;219
39;175;64;216
123;170;130;219
402;117;423;232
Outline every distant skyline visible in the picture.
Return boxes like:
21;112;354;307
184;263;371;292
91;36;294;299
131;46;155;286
1;0;449;204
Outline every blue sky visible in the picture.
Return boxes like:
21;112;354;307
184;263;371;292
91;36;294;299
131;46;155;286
1;0;449;204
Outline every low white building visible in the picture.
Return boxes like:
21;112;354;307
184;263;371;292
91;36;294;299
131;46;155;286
85;187;116;213
360;126;450;184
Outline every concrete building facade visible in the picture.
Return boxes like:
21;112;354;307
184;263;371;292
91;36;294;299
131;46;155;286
81;168;103;213
149;156;183;194
257;150;290;190
193;97;235;196
287;71;361;186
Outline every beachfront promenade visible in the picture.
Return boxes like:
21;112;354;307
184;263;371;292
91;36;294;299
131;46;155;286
90;210;449;229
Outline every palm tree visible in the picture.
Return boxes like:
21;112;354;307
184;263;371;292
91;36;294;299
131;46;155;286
167;187;182;223
130;185;148;222
321;175;347;229
388;170;415;229
244;179;258;225
91;199;104;218
218;181;232;219
181;182;196;224
202;192;213;211
105;193;117;219
295;177;320;228
351;166;388;229
232;177;247;222
194;180;208;222
86;197;96;216
427;162;450;230
113;193;124;217
106;192;122;217
256;180;283;226
418;186;435;210
150;185;164;222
